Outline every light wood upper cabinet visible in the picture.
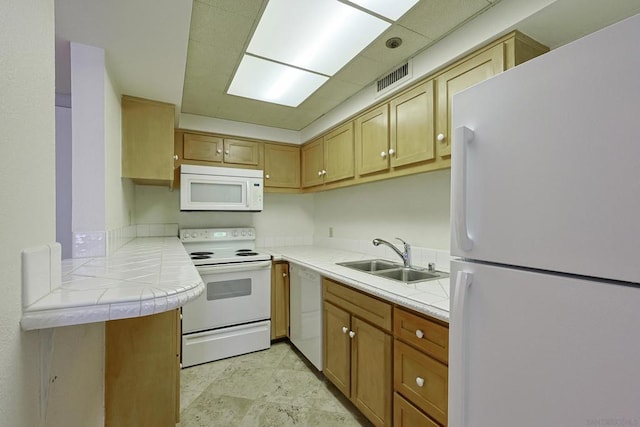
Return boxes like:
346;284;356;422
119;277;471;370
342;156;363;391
301;137;324;188
302;122;355;188
390;80;436;168
323;122;355;184
264;143;300;189
435;44;504;158
121;96;175;186
323;278;392;427
271;261;290;339
355;104;390;176
224;138;260;166
181;132;259;166
183;133;223;163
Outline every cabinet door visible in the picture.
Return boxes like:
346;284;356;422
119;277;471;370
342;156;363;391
389;80;436;168
436;44;504;157
301;137;325;188
351;317;393;427
223;138;259;166
105;309;179;427
324;122;354;184
264;143;300;189
183;133;223;163
122;96;175;183
271;262;290;339
323;302;352;397
355;104;390;176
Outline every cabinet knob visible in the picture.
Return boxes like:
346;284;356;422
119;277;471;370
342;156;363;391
224;150;230;155
322;170;327;175
265;174;270;179
381;151;387;158
349;331;356;338
282;272;287;278
216;148;222;154
415;329;424;339
388;148;395;156
342;326;349;334
416;377;425;387
173;154;178;160
437;133;445;142
318;170;323;176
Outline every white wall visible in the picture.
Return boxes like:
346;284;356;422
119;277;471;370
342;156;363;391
0;1;73;425
0;18;126;424
134;186;316;244
134;170;450;251
104;63;134;230
313;170;451;250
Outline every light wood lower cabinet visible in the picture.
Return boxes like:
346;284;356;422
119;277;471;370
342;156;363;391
105;309;181;427
271;261;290;339
394;393;440;427
323;278;393;427
394;307;450;426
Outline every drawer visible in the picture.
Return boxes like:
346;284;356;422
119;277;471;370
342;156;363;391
394;393;441;427
394;306;448;364
394;340;448;426
323;278;392;332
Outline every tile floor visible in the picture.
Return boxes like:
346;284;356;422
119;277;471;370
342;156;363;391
179;341;372;426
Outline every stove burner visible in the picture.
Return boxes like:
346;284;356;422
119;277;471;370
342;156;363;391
236;252;259;256
191;251;214;256
236;249;253;253
191;255;211;260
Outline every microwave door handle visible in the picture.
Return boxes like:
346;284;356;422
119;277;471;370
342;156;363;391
196;260;272;275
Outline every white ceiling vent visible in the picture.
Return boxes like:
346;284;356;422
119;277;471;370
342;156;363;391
375;60;412;98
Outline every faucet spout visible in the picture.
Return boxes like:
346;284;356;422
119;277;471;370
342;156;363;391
372;237;411;267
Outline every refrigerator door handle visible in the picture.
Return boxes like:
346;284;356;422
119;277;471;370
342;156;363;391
450;270;473;427
452;126;475;251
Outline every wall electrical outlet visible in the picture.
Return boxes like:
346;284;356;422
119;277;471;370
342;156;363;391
329;227;334;238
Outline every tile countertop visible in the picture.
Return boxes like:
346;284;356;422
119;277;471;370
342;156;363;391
20;237;204;330
264;246;450;323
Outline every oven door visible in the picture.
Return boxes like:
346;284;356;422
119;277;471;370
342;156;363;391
182;260;272;334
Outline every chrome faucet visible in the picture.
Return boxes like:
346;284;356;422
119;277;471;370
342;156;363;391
372;237;411;267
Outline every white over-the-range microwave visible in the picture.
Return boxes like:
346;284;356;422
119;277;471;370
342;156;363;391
180;165;263;211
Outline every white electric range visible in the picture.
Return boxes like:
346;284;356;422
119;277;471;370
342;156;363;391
180;227;272;367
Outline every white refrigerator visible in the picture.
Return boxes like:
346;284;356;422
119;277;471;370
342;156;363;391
449;12;640;427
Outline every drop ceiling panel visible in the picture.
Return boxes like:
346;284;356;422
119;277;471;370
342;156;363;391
397;0;492;40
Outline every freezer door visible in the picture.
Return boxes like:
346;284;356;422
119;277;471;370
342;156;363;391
450;13;640;283
449;259;640;427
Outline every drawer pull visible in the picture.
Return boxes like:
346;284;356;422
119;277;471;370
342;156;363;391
415;329;424;339
416;377;425;387
342;326;349;334
349;331;356;339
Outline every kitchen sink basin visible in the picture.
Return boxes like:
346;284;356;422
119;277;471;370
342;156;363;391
337;259;400;272
337;260;448;284
375;268;444;283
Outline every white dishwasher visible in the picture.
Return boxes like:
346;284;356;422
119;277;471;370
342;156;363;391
289;263;323;371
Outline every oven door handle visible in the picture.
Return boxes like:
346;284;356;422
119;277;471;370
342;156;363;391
196;260;272;275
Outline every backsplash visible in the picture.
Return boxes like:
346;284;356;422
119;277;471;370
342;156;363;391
72;223;179;258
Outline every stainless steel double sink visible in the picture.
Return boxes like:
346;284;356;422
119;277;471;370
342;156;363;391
336;259;448;284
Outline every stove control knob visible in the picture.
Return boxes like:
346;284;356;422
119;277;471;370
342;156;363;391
242;231;247;236
232;230;239;237
248;230;253;236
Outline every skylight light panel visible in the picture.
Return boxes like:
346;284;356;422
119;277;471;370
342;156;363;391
348;0;419;21
227;55;329;107
246;0;390;76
